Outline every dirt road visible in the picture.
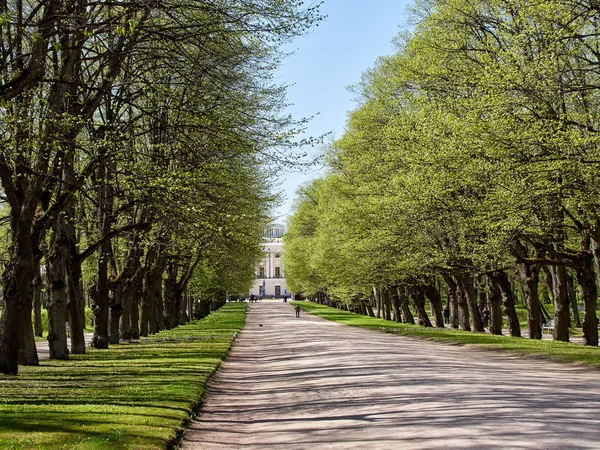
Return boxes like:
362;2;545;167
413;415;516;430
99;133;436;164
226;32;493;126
182;301;600;449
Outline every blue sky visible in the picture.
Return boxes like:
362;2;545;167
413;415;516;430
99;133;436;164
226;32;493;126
273;0;415;222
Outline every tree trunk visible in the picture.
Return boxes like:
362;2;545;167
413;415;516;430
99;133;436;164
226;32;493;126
477;275;487;311
589;221;600;296
145;260;165;335
0;207;40;374
109;290;123;345
512;241;542;339
374;287;381;318
140;246;162;335
163;262;179;329
574;251;598;346
455;273;483;332
188;294;194;322
67;257;86;354
19;285;39;366
549;263;569;342
0;264;28;374
140;291;150;337
119;282;132;341
179;292;188;325
92;156;113;349
197;299;211;319
130;273;143;339
566;270;580;327
487;275;503;335
442;274;460;329
62;159;86;355
452;275;471;331
385;288;392;321
117;264;144;341
33;271;43;338
396;286;414;324
47;222;70;360
365;299;375;317
542;266;553;305
389;285;402;323
423;283;444;328
90;281;106;349
490;270;521;337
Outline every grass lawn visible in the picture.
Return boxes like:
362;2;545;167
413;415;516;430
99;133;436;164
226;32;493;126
293;301;600;368
0;303;246;450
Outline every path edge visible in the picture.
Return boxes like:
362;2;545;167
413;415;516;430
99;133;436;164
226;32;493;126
167;304;248;450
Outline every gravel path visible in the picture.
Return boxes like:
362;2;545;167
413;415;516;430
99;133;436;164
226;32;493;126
182;301;600;449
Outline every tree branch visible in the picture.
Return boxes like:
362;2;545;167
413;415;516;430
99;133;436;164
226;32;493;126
76;222;151;264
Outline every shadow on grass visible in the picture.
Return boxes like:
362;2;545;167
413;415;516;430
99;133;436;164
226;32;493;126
0;303;247;449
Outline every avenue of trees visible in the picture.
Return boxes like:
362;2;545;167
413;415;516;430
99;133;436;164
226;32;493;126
285;0;600;346
0;0;322;375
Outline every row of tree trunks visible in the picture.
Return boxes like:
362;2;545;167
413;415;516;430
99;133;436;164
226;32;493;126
374;287;392;321
455;273;483;332
142;248;167;335
388;284;414;324
451;275;471;331
490;271;521;337
411;287;432;327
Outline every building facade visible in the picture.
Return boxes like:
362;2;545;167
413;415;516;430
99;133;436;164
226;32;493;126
250;224;288;298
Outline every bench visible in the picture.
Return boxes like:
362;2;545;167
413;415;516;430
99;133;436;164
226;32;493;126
542;319;554;334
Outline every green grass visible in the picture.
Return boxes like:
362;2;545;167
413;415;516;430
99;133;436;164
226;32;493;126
0;303;247;450
294;301;600;368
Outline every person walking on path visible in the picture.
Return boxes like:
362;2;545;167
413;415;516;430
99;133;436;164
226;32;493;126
444;305;450;324
295;304;301;318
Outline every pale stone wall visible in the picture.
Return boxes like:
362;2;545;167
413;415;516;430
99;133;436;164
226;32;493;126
250;225;288;298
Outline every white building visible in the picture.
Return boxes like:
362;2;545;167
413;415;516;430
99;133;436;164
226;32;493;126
250;224;288;298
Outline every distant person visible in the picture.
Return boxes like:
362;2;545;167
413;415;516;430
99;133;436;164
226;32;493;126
283;294;288;302
481;307;490;328
250;294;255;303
295;304;301;318
443;306;450;324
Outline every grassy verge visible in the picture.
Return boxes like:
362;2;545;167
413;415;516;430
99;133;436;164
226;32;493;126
0;303;247;450
294;301;600;368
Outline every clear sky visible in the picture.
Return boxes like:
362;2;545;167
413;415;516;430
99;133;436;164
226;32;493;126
272;0;415;223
